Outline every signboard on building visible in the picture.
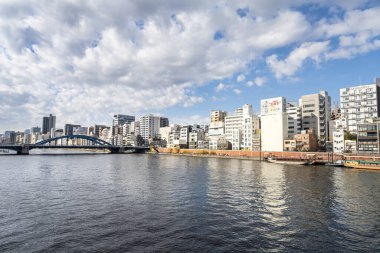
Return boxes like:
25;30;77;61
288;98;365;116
260;97;285;116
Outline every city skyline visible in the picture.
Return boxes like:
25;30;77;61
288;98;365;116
1;1;380;131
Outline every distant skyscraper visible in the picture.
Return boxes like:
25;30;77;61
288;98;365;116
113;114;135;127
42;114;56;134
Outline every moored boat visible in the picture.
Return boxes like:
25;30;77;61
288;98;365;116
267;157;311;165
344;160;380;170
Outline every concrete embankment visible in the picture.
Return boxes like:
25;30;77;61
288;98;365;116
154;148;380;162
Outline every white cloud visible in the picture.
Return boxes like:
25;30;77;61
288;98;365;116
0;1;379;130
237;74;245;82
254;77;266;87
215;82;226;92
266;41;330;79
233;89;242;95
246;81;254;87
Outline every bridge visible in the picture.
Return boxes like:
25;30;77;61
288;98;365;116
0;135;150;155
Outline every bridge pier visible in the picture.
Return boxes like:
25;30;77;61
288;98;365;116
17;145;30;155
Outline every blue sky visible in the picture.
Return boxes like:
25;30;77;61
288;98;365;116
0;0;380;131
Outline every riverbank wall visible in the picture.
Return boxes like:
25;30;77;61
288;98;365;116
155;148;380;162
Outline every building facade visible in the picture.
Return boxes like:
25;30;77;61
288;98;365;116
42;114;56;134
300;91;331;150
340;82;380;134
260;97;288;152
286;101;302;138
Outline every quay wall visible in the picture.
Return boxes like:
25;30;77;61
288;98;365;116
156;148;380;162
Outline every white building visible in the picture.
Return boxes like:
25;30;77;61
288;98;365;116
139;114;160;143
286;101;302;138
340;80;380;134
260;97;288;152
224;104;259;150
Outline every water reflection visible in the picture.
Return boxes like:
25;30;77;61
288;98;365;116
0;154;379;252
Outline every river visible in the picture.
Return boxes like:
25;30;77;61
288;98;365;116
0;154;379;252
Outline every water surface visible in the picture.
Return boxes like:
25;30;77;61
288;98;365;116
0;154;379;252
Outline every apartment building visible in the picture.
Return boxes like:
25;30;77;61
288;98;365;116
340;80;380;134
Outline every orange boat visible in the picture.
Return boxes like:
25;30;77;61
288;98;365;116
344;160;380;170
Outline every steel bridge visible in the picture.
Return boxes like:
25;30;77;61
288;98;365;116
0;135;149;155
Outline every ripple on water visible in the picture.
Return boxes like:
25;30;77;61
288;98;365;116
0;155;379;252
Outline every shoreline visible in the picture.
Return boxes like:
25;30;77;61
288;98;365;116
149;151;263;161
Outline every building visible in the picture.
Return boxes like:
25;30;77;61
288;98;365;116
357;122;380;153
208;110;226;150
189;130;205;149
300;91;331;150
42;114;56;134
224;104;259;150
260;97;288;152
210;110;227;123
139;114;160;144
179;126;192;148
64;124;81;136
294;129;318;151
94;125;108;137
332;128;345;154
340;80;380;134
113;114;135;127
286;101;302;138
30;126;41;134
159;117;169;127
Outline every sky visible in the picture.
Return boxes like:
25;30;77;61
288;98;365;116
1;0;380;132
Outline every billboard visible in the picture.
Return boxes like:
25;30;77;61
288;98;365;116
260;97;285;116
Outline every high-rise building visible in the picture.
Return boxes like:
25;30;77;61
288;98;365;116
286;101;302;138
112;114;135;127
300;91;331;150
340;80;380;134
42;114;56;134
260;97;288;152
139;114;160;143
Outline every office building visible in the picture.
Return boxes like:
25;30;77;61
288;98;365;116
42;114;56;134
260;97;288;151
300;91;331;150
286;101;302;138
340;80;380;134
64;124;81;136
113;114;135;127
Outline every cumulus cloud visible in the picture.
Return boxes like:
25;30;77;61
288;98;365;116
216;83;226;92
233;89;242;95
0;0;379;129
237;74;245;82
266;41;330;79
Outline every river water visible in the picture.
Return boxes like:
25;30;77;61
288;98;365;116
0;154;379;252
